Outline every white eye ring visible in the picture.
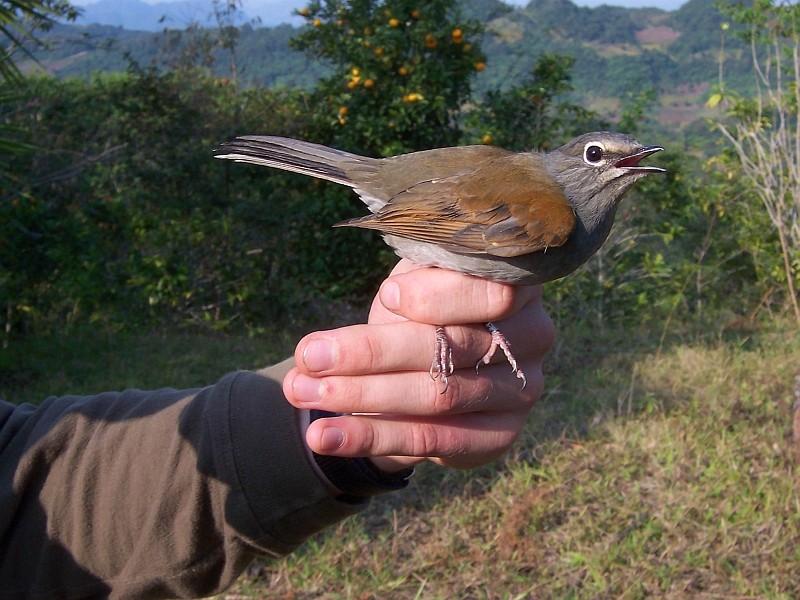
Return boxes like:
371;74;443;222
583;142;606;165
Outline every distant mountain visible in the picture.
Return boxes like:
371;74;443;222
71;0;253;31
28;0;744;135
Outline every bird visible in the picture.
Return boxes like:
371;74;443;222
214;132;665;390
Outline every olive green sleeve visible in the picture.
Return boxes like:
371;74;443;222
0;361;366;599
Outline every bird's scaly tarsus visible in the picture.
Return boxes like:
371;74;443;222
429;325;455;393
476;322;528;390
429;323;528;394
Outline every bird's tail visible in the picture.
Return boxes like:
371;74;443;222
213;135;375;188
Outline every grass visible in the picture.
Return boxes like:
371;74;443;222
239;318;800;598
0;325;296;404
3;317;799;597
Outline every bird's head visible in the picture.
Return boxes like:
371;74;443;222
545;131;665;229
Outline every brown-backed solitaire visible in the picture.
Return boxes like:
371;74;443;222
214;132;664;389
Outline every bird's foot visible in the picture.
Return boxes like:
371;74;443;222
476;322;527;390
429;325;454;393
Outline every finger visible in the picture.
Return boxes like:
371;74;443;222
284;359;544;416
291;312;551;377
367;259;432;325
374;267;541;326
305;410;527;469
294;321;483;376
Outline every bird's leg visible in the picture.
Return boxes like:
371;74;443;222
476;322;527;389
429;325;454;392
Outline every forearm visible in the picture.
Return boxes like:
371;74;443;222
0;361;364;599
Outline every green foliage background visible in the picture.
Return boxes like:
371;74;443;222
1;70;397;333
0;0;793;342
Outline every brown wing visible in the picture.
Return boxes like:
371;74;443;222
372;144;513;198
337;153;576;257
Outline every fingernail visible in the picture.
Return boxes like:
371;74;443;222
318;426;345;452
302;339;336;372
291;374;323;403
380;281;400;311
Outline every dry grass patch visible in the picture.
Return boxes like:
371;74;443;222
230;321;800;598
5;319;797;598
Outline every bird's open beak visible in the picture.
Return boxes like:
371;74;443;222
615;146;665;173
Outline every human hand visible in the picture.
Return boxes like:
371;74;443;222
282;259;555;471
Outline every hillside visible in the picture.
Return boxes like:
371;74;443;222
481;0;746;129
21;0;744;135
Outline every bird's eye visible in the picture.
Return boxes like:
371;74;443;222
584;145;604;163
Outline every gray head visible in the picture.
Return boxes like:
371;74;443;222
543;131;665;233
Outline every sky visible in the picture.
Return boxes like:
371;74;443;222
68;0;689;29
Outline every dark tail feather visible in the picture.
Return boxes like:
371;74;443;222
214;135;368;187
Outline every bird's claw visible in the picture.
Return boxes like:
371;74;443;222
475;322;527;390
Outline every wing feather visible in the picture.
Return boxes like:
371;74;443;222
337;154;576;257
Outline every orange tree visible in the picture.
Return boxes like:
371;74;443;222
291;0;485;156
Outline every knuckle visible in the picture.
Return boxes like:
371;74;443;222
409;422;441;456
333;325;393;374
357;328;385;372
482;280;517;318
428;374;489;415
446;324;489;367
430;379;461;414
354;419;377;454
